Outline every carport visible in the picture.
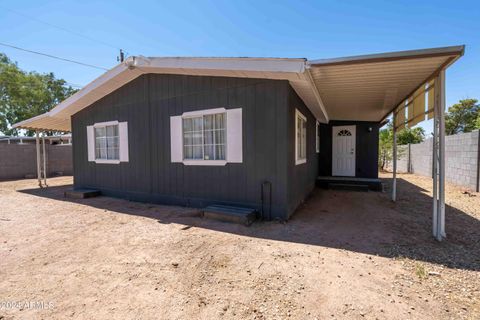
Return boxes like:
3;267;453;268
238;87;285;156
307;45;465;241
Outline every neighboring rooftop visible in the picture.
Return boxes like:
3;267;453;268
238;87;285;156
0;134;72;144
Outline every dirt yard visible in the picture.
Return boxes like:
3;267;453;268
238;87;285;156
0;173;478;320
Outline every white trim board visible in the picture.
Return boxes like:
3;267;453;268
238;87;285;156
93;120;119;127
295;108;307;165
182;107;226;117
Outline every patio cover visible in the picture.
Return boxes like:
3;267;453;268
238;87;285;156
13;45;464;132
307;45;464;122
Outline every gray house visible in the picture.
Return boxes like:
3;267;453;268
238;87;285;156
15;46;464;220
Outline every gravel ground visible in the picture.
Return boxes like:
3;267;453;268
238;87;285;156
0;173;478;320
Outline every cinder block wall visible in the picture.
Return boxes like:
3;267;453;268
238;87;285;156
46;145;73;176
0;144;72;180
444;130;479;190
394;145;409;173
387;130;479;191
410;139;433;177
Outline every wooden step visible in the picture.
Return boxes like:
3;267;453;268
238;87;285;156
202;205;257;226
64;188;101;199
328;183;369;192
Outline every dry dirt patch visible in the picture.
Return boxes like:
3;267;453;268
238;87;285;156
0;174;478;319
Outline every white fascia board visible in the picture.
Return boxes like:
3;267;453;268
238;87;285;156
304;67;329;123
48;57;306;120
16;56;323;131
142;57;307;74
12;112;50;129
49;63;130;118
308;45;465;66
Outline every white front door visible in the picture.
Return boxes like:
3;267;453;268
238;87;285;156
332;125;356;177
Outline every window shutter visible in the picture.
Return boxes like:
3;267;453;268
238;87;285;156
170;116;183;162
87;125;95;161
119;122;129;162
226;108;243;163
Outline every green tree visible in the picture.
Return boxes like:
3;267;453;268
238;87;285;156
445;98;479;135
397;127;425;145
0;53;77;136
378;124;424;170
378;125;393;170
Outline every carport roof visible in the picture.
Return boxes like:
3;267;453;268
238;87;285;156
13;45;464;132
307;45;464;122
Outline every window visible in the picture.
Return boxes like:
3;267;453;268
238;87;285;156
95;124;119;160
337;129;352;136
316;121;320;153
87;121;129;164
183;112;226;161
171;108;242;165
295;109;307;165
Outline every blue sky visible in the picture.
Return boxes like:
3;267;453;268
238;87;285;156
1;0;478;134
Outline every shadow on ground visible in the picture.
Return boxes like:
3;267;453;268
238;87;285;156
19;177;480;271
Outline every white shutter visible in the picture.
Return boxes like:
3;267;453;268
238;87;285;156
119;122;129;162
226;108;243;163
170;116;183;162
87;125;95;161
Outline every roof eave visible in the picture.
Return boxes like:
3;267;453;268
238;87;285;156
308;45;465;67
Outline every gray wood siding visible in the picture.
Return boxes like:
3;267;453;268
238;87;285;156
286;87;319;216
72;74;297;219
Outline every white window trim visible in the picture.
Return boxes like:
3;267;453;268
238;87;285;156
93;120;120;164
181;107;227;166
94;159;121;164
295;109;307;165
316;121;320;153
93;120;119;128
182;107;226;118
183;160;227;166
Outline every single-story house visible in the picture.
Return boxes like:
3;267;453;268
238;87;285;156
14;46;464;220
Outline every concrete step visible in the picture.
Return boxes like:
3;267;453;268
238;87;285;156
328;183;369;192
317;177;383;191
202;205;257;226
64;188;101;199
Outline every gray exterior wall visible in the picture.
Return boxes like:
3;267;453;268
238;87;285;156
318;121;380;179
286;87;319;215
387;130;480;191
72;74;318;220
0;144;72;180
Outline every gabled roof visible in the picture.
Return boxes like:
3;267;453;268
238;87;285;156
14;45;464;131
